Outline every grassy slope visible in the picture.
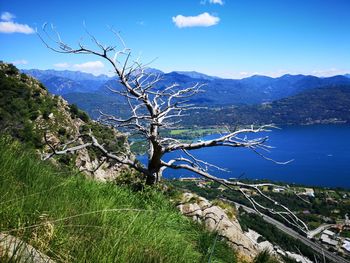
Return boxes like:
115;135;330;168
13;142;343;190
0;138;237;263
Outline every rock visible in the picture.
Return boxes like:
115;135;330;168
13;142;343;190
0;233;55;263
245;229;276;254
246;228;313;263
177;193;259;261
36;94;132;182
178;202;203;222
75;147;129;181
284;251;313;263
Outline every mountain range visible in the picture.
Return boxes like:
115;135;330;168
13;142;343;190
22;69;110;94
21;68;350;125
183;85;350;126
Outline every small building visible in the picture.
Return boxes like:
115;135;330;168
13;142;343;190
196;182;208;188
320;234;338;246
323;230;336;237
302;188;315;197
272;187;285;193
342;240;350;252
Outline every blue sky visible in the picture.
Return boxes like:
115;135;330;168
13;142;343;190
1;0;350;78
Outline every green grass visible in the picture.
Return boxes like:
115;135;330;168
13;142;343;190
169;129;191;135
169;128;223;137
0;138;237;263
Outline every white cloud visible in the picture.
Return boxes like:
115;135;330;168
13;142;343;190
200;0;224;5
311;68;348;77
0;21;34;34
1;12;15;22
11;59;28;65
0;12;34;34
172;12;220;28
53;63;70;68
209;0;224;5
216;68;350;79
73;61;104;71
239;72;249;77
53;61;106;75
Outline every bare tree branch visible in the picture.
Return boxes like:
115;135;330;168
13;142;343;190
38;25;306;232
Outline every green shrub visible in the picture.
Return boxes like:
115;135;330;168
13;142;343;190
257;236;266;243
4;63;19;75
78;110;89;122
253;250;279;263
42;110;50;120
58;127;66;136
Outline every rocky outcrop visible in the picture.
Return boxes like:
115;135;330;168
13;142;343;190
35;87;132;181
246;229;313;263
177;193;313;262
177;193;259;261
74;146;132;181
0;233;55;263
40;95;131;181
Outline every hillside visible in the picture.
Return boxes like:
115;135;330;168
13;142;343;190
181;85;350;126
0;138;239;263
0;62;129;180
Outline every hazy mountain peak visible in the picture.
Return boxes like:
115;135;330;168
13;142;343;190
21;69;111;82
245;74;274;80
173;71;220;80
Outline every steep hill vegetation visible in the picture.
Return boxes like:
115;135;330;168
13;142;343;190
182;85;350;126
0;138;238;262
0;62;128;175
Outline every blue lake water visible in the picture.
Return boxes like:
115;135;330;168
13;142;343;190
140;125;350;188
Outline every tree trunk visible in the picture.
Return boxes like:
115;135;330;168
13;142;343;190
146;140;163;185
145;170;162;185
146;154;162;185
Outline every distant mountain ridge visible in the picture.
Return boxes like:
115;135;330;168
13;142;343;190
21;69;113;95
22;68;350;104
22;69;110;81
173;71;221;80
182;85;350;126
20;68;350;125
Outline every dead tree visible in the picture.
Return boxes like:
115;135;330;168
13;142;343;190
38;25;309;233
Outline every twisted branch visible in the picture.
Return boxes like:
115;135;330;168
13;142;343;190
38;25;306;232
